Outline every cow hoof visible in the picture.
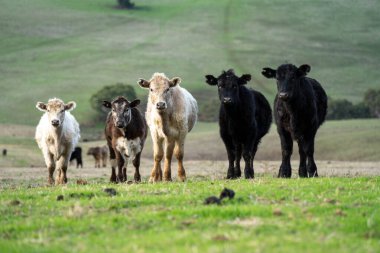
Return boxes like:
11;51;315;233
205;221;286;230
134;174;141;182
163;177;172;182
178;176;186;182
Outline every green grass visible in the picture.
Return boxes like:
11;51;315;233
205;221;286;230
1;0;380;125
0;177;379;252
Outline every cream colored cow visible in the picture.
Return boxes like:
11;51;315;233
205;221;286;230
35;98;80;185
139;73;198;182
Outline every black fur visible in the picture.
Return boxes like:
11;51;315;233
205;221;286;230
262;64;327;178
205;69;272;179
70;147;83;168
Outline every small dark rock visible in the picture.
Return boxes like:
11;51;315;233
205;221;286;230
76;179;87;185
104;188;117;196
57;195;64;201
204;196;221;205
9;200;21;206
220;188;235;200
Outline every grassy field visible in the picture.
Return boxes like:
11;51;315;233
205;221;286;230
0;177;379;252
1;0;380;125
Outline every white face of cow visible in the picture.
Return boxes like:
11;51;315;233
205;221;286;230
138;73;181;113
36;98;76;128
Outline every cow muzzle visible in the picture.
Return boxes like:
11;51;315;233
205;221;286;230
51;120;60;127
156;102;167;110
278;92;289;100
223;97;232;104
116;121;125;128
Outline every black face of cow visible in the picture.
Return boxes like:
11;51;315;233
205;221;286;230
102;97;140;129
262;64;311;101
205;69;251;106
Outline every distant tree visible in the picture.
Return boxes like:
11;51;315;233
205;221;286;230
117;0;135;9
363;88;380;118
90;83;137;120
327;98;371;120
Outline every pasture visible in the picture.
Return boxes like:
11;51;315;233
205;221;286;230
1;0;380;124
1;0;380;252
1;175;380;252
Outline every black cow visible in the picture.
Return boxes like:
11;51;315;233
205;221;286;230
70;147;83;168
2;149;7;156
205;69;272;179
262;64;327;178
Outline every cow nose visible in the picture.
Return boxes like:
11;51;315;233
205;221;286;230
51;120;59;126
116;121;124;128
156;102;166;110
279;92;289;100
223;97;232;104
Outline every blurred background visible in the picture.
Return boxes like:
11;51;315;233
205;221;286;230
0;0;379;168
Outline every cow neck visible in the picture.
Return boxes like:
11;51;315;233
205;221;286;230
156;109;171;136
223;102;241;119
50;121;64;160
120;121;138;140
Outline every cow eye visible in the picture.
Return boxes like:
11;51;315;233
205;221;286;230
150;88;153;92
165;88;170;92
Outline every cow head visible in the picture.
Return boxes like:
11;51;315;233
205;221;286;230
138;73;180;113
262;64;311;101
102;96;140;129
205;69;251;105
36;98;76;128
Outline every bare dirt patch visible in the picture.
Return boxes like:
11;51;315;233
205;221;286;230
1;159;379;188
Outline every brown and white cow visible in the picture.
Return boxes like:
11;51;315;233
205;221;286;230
138;73;198;182
103;96;147;183
87;146;108;168
35;98;80;185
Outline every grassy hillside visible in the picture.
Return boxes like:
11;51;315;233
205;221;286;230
1;177;380;252
1;119;379;168
0;0;380;125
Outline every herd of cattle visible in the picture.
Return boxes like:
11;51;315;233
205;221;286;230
34;64;327;185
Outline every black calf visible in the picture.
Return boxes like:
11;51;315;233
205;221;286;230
262;64;327;178
205;69;272;179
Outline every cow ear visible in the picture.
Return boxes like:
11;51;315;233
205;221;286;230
297;64;311;77
261;67;276;79
238;74;251;85
102;101;112;109
138;78;150;88
36;102;47;112
64;101;76;111
205;75;218;86
169;77;181;87
129;99;140;108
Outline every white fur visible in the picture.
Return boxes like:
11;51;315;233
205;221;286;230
35;110;80;172
116;137;141;162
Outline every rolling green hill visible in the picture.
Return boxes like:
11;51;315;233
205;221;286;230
1;0;380;125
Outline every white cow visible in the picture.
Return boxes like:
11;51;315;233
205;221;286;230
35;98;80;185
138;73;198;182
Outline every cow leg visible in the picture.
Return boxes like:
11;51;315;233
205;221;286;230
150;135;163;183
234;144;242;178
133;152;142;182
242;144;254;179
221;130;235;179
43;151;55;185
115;152;125;182
56;155;69;185
175;138;186;182
163;138;175;181
304;138;318;178
278;130;293;178
109;146;117;183
298;141;307;177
